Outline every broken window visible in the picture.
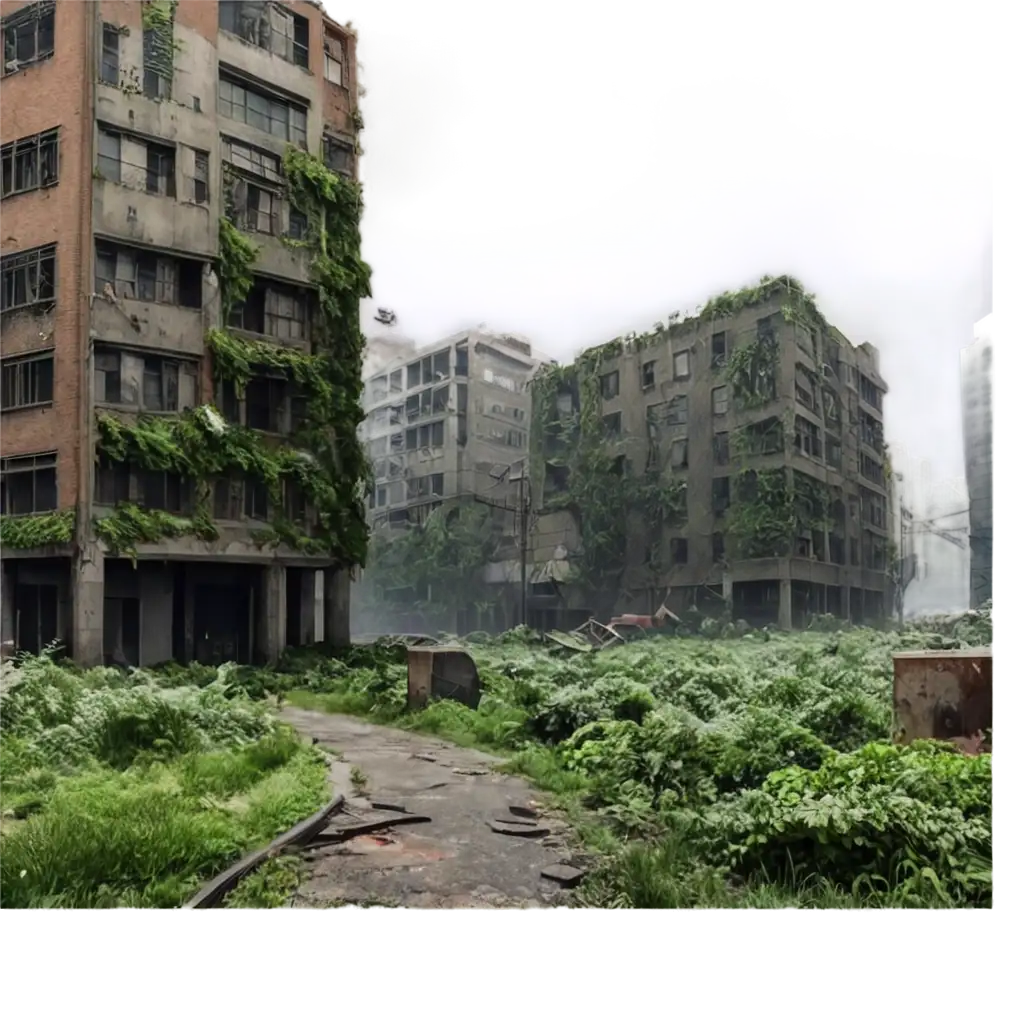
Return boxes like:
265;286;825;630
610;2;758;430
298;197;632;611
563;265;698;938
1;244;56;313
1;451;57;514
142;3;174;100
600;370;620;400
94;456;131;506
670;537;688;564
641;360;656;389
1;351;54;409
822;386;840;429
145;142;176;197
2;2;55;76
795;416;822;459
673;350;691;380
220;1;309;67
218;75;308;147
670;438;688;470
711;331;727;368
100;23;120;85
324;30;349;88
97;129;176;196
712;533;725;563
1;128;59;199
140;469;188;513
712;385;729;416
243;181;282;234
95;243;201;307
223;138;283;181
186;148;208;204
323;134;355;177
666;395;688;428
229;279;312;342
94;346;196;410
602;412;621;438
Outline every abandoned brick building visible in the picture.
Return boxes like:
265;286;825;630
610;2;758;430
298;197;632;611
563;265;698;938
529;278;894;630
1;1;362;665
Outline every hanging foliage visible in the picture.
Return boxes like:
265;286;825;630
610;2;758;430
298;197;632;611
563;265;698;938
0;510;76;549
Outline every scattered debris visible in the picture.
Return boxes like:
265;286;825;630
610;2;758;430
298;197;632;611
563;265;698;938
508;804;539;819
487;821;550;839
371;801;408;813
540;864;586;887
411;753;437;762
453;768;487;776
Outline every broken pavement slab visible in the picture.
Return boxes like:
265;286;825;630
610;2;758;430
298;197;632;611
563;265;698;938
541;864;586;887
487;820;551;839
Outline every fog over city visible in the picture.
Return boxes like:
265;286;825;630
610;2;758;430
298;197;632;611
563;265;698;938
340;0;993;497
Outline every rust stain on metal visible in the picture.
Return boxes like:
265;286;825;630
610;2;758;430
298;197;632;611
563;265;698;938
892;647;992;751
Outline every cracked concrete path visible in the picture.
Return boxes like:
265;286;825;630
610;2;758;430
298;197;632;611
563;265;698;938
279;707;581;908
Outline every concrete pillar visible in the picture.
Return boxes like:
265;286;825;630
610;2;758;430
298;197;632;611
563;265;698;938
72;546;104;666
262;564;287;663
777;578;793;631
299;569;317;646
1;565;15;652
183;576;196;663
722;573;734;620
325;566;351;647
840;585;850;622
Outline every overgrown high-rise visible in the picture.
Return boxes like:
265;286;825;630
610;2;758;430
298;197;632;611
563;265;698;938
529;276;894;630
0;0;369;665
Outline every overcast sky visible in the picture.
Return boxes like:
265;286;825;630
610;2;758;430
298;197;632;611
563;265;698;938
330;0;993;492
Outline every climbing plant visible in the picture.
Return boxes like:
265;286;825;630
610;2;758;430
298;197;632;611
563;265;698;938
0;510;76;549
92;148;373;561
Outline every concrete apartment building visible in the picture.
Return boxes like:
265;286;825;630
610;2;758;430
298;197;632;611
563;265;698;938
355;329;545;632
530;279;894;630
961;314;993;607
1;0;362;665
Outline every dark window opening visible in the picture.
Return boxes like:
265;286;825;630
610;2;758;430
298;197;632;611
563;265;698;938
2;2;55;76
188;149;209;204
142;6;175;100
245;376;287;432
670;438;688;470
94;457;131;506
1;451;58;514
1;244;56;314
1;352;54;410
712;385;729;416
795;416;822;459
145;142;176;197
323;134;354;177
455;343;469;377
229;278;311;343
1;128;59;199
100;23;120;84
713;533;725;564
711;331;727;368
600;370;619;400
641;360;655;389
670;537;688;564
94;242;201;308
602;412;621;438
713;431;730;465
15;582;58;654
218;74;308;148
141;469;188;513
712;477;731;517
219;1;310;68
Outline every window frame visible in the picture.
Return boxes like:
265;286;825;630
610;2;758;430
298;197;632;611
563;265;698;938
1;350;55;411
1;2;56;78
1;244;57;314
1;128;59;200
0;450;58;515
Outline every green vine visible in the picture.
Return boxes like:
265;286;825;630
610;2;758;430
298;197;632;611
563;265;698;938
0;510;76;549
91;148;371;562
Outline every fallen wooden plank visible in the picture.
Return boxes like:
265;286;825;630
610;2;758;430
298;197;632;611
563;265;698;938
183;793;349;909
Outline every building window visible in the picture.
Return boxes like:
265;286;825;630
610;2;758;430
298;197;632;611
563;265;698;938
219;1;310;68
859;452;884;486
712;385;729;416
218;75;308;148
140;469;188;513
1;451;57;514
666;394;688;427
1;244;56;313
670;537;688;565
100;23;120;84
94;345;197;410
245;376;287;432
713;431;730;465
673;350;691;380
97;128;176;197
600;370;620;400
187;148;208;204
241;181;283;234
712;477;730;517
324;30;349;88
142;4;175;100
602;412;621;438
2;2;55;77
286;208;307;239
229;278;312;343
711;331;727;368
323;134;354;177
825;435;842;469
213;475;269;521
796;366;817;411
670;438;688;470
795;416;822;459
95;243;202;307
641;360;656;389
94;457;131;506
14;582;59;653
223;138;282;181
1;351;54;410
1;128;59;200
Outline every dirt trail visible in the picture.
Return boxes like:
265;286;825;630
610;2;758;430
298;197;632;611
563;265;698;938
279;707;582;908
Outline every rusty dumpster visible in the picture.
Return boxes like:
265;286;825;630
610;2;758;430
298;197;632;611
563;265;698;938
406;646;482;711
892;648;992;750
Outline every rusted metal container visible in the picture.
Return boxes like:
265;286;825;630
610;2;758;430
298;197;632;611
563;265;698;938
406;646;482;711
892;648;992;750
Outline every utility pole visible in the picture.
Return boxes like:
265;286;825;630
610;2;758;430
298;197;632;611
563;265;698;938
518;466;529;627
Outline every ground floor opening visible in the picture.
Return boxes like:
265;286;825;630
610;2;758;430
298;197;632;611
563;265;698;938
1;556;350;668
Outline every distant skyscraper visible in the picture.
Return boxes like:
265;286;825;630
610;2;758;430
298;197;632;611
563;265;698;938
961;315;993;606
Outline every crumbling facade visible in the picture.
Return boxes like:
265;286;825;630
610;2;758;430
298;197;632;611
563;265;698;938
1;0;366;665
529;277;894;630
961;314;992;607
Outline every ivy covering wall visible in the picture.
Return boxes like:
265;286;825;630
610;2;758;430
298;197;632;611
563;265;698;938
530;274;870;594
91;148;373;561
